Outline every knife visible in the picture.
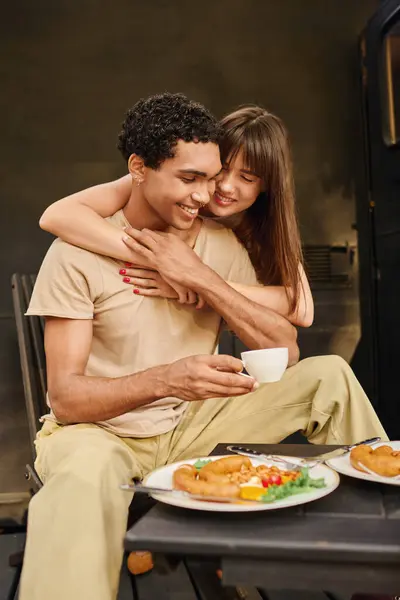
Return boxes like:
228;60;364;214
227;436;381;469
302;437;382;461
120;483;261;504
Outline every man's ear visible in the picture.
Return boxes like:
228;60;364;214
128;154;145;185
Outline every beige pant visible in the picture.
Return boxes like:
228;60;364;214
19;355;387;600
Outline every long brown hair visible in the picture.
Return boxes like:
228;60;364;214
219;105;303;313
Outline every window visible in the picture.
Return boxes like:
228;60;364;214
382;21;400;146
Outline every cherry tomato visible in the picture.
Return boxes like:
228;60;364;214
261;478;269;488
269;474;282;486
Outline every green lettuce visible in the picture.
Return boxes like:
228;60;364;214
261;468;326;503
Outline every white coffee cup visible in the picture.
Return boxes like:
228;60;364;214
240;347;289;383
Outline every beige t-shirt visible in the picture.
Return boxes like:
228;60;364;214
27;210;258;437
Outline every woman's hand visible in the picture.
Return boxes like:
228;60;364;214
121;227;208;308
119;266;204;306
122;227;207;287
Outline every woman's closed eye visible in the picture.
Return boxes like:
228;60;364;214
241;175;256;183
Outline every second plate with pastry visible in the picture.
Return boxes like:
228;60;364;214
326;441;400;485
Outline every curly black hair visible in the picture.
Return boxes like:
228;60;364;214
117;92;221;169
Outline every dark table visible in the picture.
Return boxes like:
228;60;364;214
125;444;400;597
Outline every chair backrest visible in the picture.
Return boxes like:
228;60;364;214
11;273;47;461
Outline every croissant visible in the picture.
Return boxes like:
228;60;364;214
350;445;400;477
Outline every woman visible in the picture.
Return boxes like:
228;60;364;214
39;105;313;326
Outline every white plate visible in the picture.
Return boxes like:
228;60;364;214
326;441;400;486
143;455;340;512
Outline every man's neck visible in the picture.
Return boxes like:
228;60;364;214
122;186;201;246
123;186;165;231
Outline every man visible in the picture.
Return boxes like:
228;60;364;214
19;93;386;600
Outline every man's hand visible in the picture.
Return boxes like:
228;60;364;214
160;354;258;401
122;227;208;288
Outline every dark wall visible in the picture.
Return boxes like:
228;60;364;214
0;0;377;495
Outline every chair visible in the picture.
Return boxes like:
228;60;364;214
5;274;45;599
11;274;47;464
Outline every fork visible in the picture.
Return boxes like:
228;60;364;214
226;445;315;471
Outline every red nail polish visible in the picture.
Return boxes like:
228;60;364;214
123;277;130;283
119;269;126;275
124;262;132;267
133;289;140;294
